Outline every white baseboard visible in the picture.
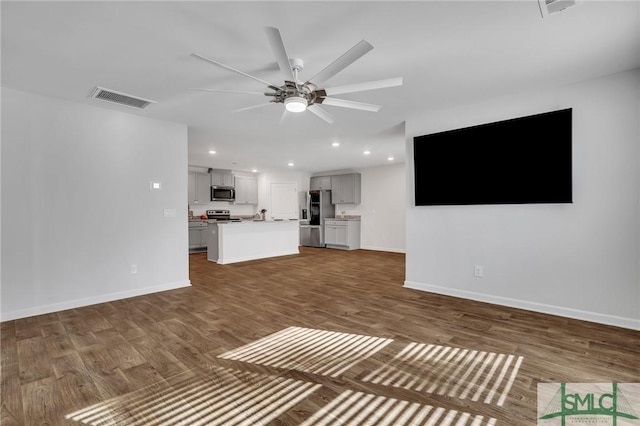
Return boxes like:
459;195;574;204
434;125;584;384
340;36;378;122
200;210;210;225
360;245;406;254
1;280;192;322
404;280;640;331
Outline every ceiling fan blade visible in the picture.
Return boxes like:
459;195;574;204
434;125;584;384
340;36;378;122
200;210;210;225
317;97;381;112
279;109;289;125
307;104;335;124
233;103;274;113
307;40;373;86
265;27;296;82
191;53;280;91
190;88;267;95
322;77;403;96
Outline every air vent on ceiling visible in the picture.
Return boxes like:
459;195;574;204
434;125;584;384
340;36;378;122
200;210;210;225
89;86;157;110
539;0;578;17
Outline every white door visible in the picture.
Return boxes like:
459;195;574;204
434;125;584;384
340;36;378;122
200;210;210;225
270;183;298;220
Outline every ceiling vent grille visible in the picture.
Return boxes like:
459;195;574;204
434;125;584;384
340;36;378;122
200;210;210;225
90;86;157;110
539;0;578;17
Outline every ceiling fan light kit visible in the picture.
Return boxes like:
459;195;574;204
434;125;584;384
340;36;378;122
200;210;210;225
284;96;308;112
191;26;402;123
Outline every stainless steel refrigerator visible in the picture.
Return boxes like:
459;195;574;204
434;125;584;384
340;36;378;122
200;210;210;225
300;190;335;247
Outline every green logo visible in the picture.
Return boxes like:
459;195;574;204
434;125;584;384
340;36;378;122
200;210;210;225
538;383;640;425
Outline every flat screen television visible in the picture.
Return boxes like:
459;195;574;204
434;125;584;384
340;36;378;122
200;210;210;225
413;108;572;206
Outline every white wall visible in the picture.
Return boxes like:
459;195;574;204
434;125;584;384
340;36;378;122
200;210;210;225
258;170;310;220
335;163;406;253
405;69;640;330
1;88;190;321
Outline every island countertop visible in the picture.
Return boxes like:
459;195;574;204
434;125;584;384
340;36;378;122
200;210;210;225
209;218;299;224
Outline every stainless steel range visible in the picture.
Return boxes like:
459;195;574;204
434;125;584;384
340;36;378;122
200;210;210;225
206;210;240;222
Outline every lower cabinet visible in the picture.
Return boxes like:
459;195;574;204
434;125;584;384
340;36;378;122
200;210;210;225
188;222;208;250
324;219;360;250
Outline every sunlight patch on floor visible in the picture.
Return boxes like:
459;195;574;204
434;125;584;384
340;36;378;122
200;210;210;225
66;328;523;425
66;367;321;426
362;342;524;406
218;326;393;377
299;390;498;426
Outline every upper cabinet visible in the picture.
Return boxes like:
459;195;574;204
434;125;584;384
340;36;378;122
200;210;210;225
310;176;332;191
330;173;361;204
210;169;234;187
188;171;211;205
234;175;258;204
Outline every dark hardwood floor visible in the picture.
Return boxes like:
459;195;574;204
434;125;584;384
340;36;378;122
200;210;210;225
2;247;638;425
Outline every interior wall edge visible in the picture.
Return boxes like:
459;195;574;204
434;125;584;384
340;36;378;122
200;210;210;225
0;280;191;322
404;280;640;331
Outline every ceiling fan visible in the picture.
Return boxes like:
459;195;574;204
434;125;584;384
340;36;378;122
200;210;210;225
190;27;402;124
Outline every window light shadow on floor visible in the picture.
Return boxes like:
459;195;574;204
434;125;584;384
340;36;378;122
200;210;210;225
299;390;498;426
65;367;321;426
362;342;523;407
66;327;524;425
218;326;393;377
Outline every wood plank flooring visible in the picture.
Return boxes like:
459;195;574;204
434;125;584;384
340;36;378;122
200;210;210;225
2;247;638;425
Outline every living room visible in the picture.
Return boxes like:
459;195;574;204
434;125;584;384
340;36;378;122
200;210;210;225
1;1;638;425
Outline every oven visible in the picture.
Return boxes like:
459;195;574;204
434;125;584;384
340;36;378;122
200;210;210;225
206;210;240;222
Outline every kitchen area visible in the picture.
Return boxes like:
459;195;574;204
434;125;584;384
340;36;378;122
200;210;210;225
188;167;363;264
299;173;362;251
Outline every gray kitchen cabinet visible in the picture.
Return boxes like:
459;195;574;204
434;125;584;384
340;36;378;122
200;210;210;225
188;171;211;205
210;169;234;187
310;176;332;191
234;175;258;204
188;221;208;249
330;173;361;204
324;219;360;250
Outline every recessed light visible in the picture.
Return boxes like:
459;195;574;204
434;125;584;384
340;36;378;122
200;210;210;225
332;142;340;147
363;150;371;155
288;162;294;167
388;156;394;161
251;169;258;173
208;150;216;154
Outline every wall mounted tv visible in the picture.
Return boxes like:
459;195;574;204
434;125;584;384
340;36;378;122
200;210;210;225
413;108;572;206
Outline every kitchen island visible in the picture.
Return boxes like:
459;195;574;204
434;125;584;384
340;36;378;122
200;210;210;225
207;220;299;264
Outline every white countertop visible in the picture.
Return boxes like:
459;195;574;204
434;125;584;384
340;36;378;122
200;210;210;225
211;219;299;225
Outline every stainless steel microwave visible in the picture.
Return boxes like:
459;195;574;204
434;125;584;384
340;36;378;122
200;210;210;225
211;185;235;202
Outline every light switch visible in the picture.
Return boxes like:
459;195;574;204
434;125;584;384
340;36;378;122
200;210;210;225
150;181;162;191
164;208;176;218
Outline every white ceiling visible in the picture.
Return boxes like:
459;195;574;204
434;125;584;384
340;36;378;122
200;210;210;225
2;1;638;173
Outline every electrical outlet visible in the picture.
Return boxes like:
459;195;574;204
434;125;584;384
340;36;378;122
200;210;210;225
131;264;137;274
474;265;484;278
